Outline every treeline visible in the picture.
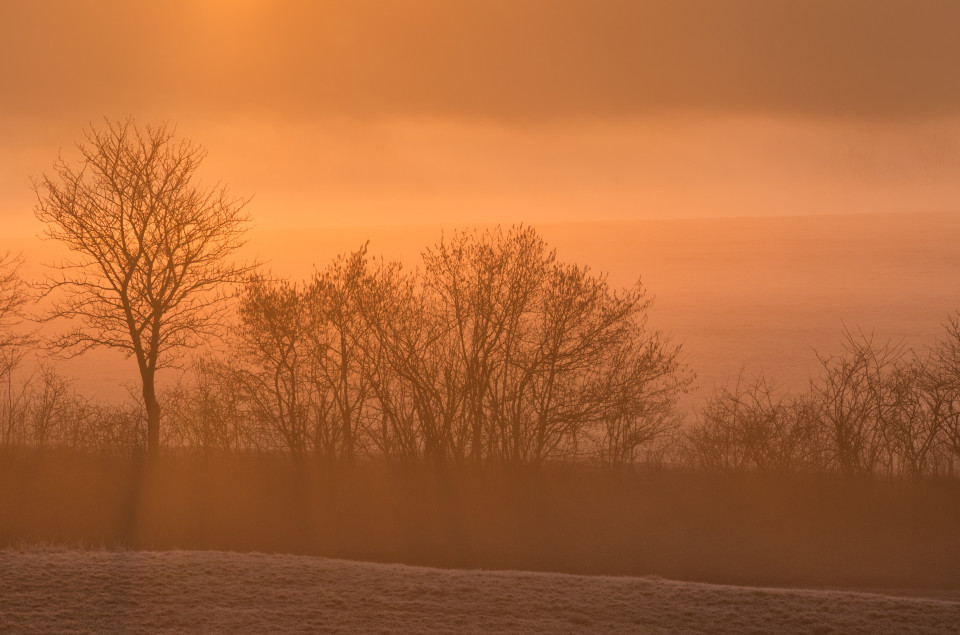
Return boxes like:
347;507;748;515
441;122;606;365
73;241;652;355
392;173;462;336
689;322;960;477
177;226;687;465
3;228;960;478
0;226;688;466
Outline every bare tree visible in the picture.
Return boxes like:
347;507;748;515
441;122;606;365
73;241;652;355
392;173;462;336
929;313;960;474
28;364;71;450
367;266;466;465
422;226;550;463
307;246;377;463
419;226;688;466
809;328;904;476
0;252;32;449
354;257;430;463
161;358;256;453
0;252;30;376
33;119;253;458
684;373;821;473
224;226;687;467
882;353;952;477
236;275;316;456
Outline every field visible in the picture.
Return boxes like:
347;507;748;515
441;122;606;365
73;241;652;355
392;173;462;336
3;548;959;633
3;454;960;588
5;214;960;630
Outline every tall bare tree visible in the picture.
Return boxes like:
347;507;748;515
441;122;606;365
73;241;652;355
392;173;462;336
34;119;253;458
419;226;687;466
307;246;377;462
422;226;551;463
236;276;315;456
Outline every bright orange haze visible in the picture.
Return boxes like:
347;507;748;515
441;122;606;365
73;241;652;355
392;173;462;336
7;213;959;413
1;0;959;407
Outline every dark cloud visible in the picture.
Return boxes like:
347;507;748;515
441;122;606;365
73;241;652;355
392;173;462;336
2;0;959;121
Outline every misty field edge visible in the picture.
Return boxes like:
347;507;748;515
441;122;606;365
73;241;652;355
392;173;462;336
1;452;958;591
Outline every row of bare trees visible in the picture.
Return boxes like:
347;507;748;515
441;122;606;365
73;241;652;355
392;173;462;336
7;119;960;476
5;220;960;476
8;119;688;465
0;253;142;453
159;227;689;467
0;228;688;466
685;323;960;477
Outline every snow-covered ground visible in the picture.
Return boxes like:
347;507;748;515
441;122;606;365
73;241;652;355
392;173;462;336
1;548;958;633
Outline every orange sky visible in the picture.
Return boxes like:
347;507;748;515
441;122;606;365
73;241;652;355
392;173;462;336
2;0;960;234
3;1;960;399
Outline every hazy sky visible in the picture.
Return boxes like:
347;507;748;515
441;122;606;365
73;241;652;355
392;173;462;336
3;0;960;232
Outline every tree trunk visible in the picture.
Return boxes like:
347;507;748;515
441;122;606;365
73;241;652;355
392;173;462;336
340;332;354;463
142;368;161;459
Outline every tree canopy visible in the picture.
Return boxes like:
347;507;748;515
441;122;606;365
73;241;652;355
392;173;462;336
34;119;253;456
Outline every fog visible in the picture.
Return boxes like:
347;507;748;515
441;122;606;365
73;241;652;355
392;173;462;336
7;212;958;408
4;1;960;630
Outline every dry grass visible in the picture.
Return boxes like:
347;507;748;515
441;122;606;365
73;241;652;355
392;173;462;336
2;548;958;634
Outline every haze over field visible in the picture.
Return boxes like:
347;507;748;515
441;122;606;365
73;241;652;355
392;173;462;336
3;1;960;632
7;213;959;409
2;1;959;406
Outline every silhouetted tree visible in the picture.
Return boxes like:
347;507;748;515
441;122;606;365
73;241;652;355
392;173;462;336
365;259;465;464
809;329;904;475
0;252;29;378
883;353;950;476
930;313;960;473
307;246;377;462
161;358;254;453
28;364;71;450
0;252;31;448
234;254;379;460
232;227;685;466
419;226;688;466
354;256;430;462
422;226;551;463
34;119;253;458
236;276;315;456
684;373;821;473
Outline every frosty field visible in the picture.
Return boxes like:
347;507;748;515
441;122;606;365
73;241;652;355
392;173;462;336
2;548;959;634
